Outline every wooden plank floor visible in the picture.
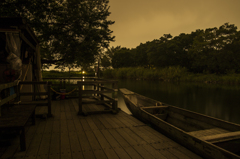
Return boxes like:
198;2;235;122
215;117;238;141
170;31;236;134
0;99;202;159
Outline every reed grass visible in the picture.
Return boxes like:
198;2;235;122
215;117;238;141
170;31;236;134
102;67;240;84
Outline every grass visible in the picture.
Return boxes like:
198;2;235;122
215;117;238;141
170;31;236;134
102;67;240;84
102;66;187;81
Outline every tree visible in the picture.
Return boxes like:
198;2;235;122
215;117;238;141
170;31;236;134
0;0;115;67
188;23;239;73
101;55;111;69
147;34;175;68
112;48;134;68
134;42;149;67
105;46;121;65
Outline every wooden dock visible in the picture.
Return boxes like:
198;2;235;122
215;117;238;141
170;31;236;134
0;99;202;159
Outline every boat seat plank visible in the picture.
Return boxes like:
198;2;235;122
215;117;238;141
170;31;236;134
142;106;168;109
120;88;134;95
188;128;230;138
167;111;214;131
200;131;240;143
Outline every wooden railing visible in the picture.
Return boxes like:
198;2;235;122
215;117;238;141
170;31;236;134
0;81;52;117
0;81;19;116
18;81;52;117
1;78;118;116
78;79;118;115
43;77;118;115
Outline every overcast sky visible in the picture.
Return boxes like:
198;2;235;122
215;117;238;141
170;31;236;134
108;0;240;49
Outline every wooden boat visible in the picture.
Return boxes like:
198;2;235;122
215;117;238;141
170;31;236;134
120;88;240;159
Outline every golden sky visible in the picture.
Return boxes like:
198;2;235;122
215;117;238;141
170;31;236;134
108;0;240;48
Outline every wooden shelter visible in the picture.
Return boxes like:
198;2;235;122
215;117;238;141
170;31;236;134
0;17;42;102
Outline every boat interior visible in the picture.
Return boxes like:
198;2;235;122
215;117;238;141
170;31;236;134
141;106;240;155
121;89;240;156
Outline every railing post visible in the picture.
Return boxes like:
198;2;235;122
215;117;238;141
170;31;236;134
33;83;36;101
112;82;115;99
93;78;96;96
112;81;118;113
60;79;63;89
47;82;52;117
100;83;104;101
63;79;66;89
97;81;100;97
17;82;21;103
78;81;83;115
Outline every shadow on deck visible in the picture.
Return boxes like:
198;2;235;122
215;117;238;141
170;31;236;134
0;99;202;159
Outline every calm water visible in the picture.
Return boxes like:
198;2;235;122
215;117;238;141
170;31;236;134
117;79;240;124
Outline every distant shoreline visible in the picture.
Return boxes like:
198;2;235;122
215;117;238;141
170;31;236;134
102;67;240;84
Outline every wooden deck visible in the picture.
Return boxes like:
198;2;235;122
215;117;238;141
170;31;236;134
0;99;202;159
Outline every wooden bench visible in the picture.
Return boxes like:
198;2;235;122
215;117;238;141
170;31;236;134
0;104;36;151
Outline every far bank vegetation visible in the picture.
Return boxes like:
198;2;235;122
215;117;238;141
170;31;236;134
101;23;240;83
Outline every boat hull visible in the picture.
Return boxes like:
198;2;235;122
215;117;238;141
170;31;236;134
120;88;240;159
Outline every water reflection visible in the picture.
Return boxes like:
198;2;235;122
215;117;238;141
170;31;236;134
117;79;240;124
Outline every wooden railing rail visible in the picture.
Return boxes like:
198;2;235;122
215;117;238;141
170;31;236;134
0;81;52;117
77;79;118;115
42;77;118;115
0;81;19;114
18;81;52;117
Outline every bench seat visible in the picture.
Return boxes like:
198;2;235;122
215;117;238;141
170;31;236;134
0;105;36;151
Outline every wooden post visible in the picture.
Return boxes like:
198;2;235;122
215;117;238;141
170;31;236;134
112;82;115;99
63;79;66;89
47;82;52;117
78;81;83;115
31;110;36;125
112;82;118;113
20;127;26;151
17;82;20;103
60;79;63;89
93;78;96;96
33;83;36;101
100;83;104;101
97;81;100;97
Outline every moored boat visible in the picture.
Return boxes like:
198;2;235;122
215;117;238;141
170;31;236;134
120;88;240;159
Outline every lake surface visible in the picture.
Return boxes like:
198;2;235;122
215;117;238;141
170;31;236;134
117;79;240;124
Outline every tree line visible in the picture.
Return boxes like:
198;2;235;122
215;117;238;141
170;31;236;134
102;23;240;74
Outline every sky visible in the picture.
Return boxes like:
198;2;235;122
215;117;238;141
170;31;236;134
108;0;240;49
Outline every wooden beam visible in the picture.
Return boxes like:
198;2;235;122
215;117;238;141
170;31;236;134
20;33;36;50
0;28;36;50
20;92;48;96
0;81;18;91
0;94;17;107
82;90;114;94
19;81;48;85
